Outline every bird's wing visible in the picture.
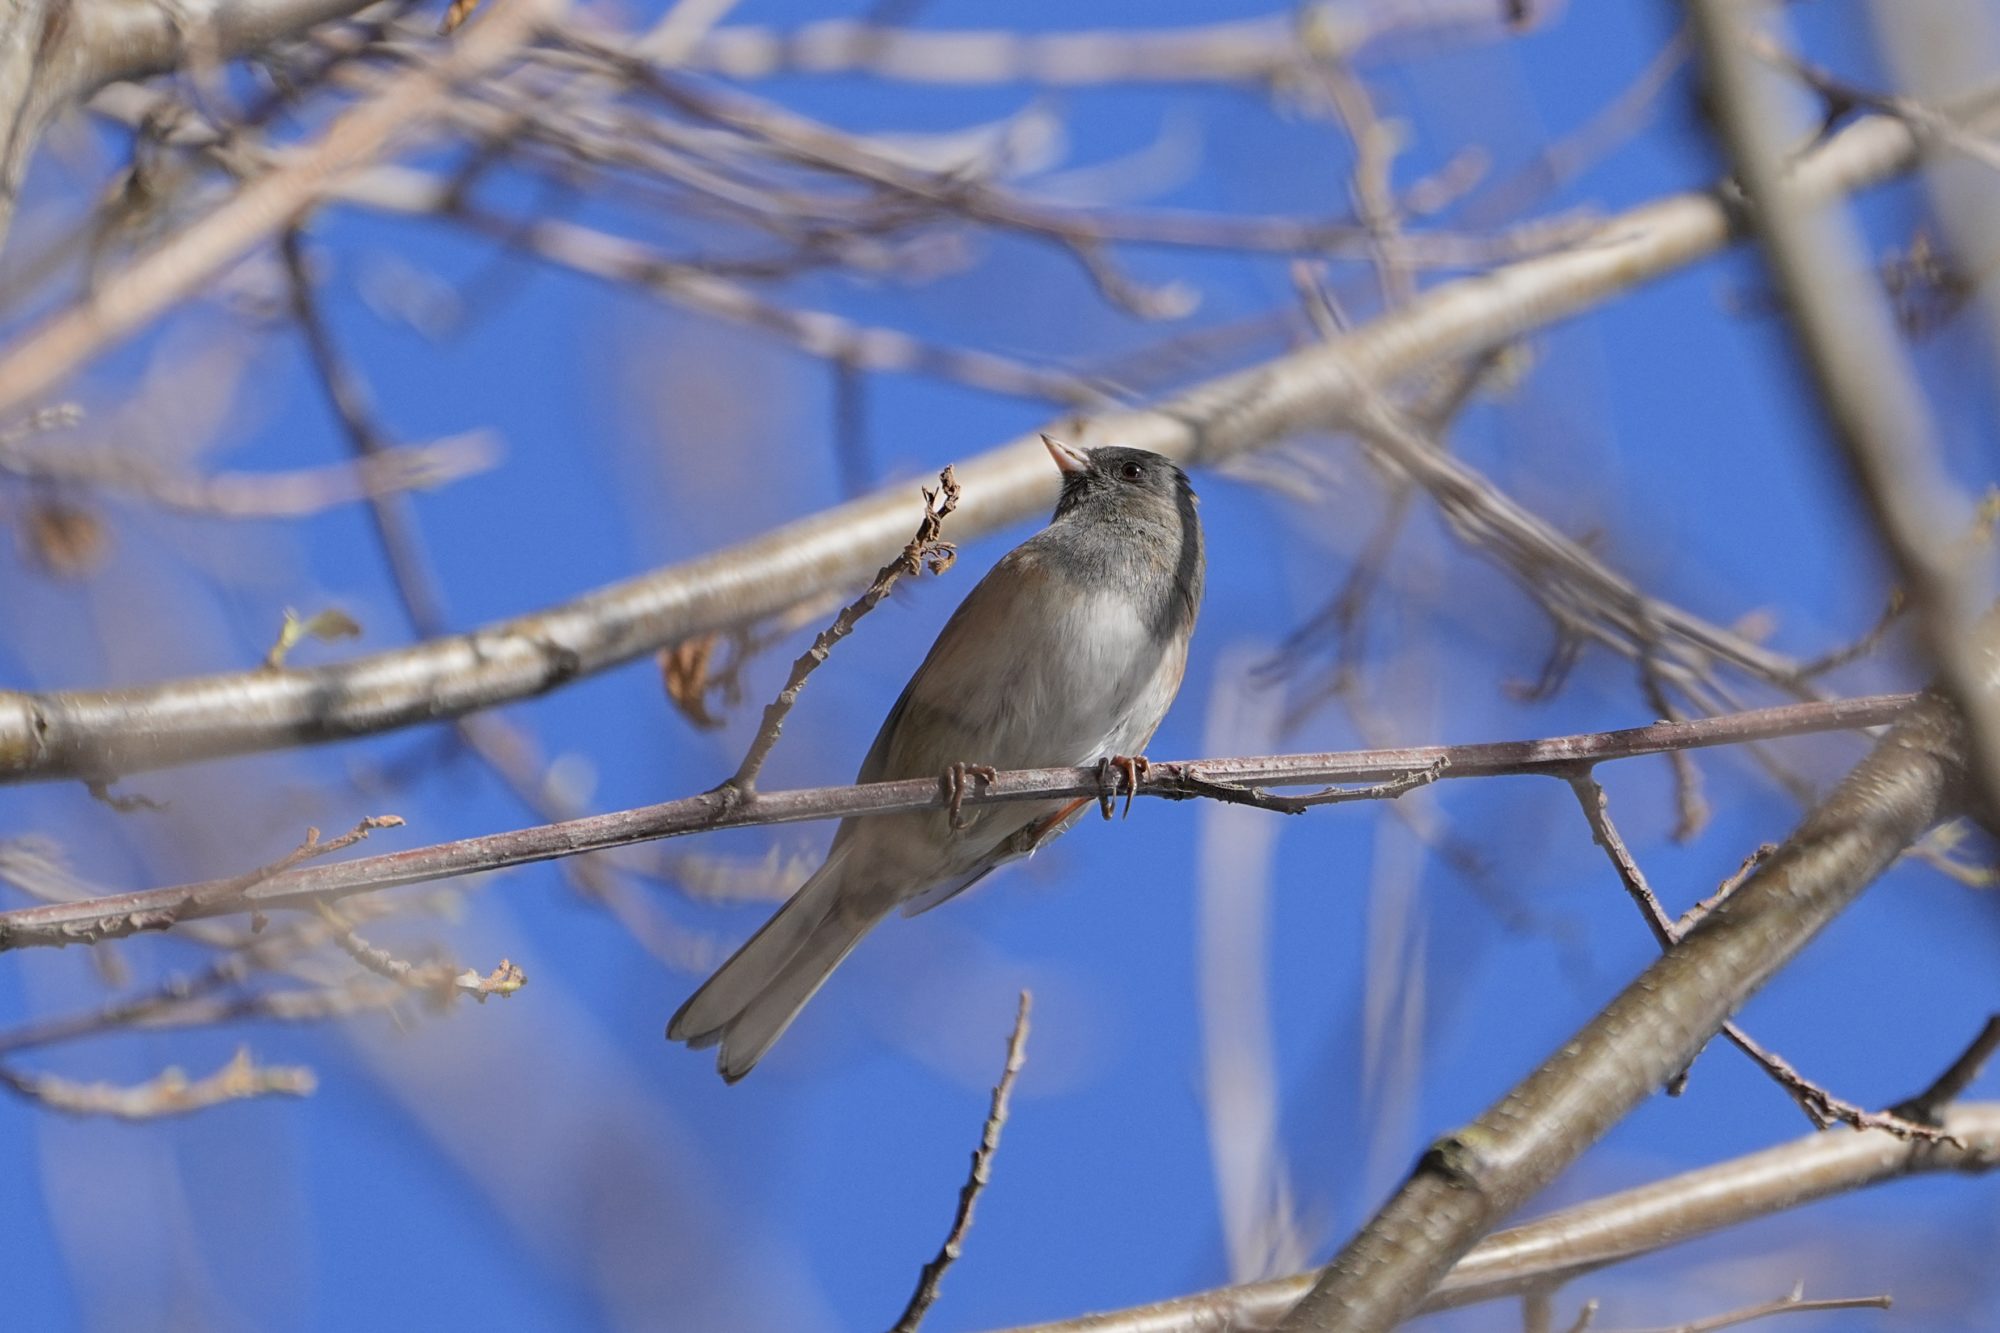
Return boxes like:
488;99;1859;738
897;863;998;917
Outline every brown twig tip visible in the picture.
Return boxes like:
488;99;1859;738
906;466;962;576
890;989;1031;1333
0;1047;315;1119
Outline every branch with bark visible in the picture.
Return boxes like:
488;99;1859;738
0;101;1971;787
0;691;1915;950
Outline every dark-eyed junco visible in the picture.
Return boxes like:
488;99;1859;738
669;437;1205;1081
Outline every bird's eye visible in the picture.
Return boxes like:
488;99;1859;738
1118;461;1144;482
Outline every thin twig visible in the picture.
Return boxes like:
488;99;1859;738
890;990;1031;1333
0;693;1915;950
1594;1284;1889;1333
728;465;959;792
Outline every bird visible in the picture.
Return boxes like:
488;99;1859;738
667;436;1205;1082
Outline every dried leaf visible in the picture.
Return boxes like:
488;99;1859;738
661;634;728;730
20;499;107;578
264;607;363;670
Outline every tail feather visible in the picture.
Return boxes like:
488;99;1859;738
667;851;882;1081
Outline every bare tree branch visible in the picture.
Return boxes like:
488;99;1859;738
992;1102;2000;1333
0;104;1964;786
1275;655;1982;1328
0;692;1914;950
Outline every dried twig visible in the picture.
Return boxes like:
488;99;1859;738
890;990;1031;1333
727;466;959;793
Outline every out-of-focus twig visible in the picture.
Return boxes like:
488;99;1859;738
0;1046;314;1119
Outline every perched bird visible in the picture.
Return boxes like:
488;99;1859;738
668;437;1205;1081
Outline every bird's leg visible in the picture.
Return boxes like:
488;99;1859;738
942;762;999;830
1095;755;1151;820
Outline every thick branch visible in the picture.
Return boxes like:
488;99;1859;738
0;693;1914;950
991;1103;2000;1332
0;106;1954;785
1276;676;1976;1328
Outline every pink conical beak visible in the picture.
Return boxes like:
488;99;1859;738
1041;434;1090;476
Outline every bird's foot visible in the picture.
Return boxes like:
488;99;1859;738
1096;755;1150;821
942;762;999;830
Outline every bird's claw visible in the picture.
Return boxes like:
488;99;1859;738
943;762;998;830
1096;755;1150;821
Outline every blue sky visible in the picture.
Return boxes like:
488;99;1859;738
1;3;1996;1331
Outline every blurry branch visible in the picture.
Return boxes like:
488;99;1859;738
1691;5;2000;830
0;0;555;421
1276;665;1983;1329
890;990;1032;1333
729;466;959;793
420;197;1103;404
685;4;1539;87
0;0;387;246
0;426;500;518
0;845;471;1053
281;227;453;634
994;1101;2000;1333
283;216;727;968
553;32;1549;279
315;901;526;1002
0;1046;313;1119
0;104;1958;785
0;692;1915;949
